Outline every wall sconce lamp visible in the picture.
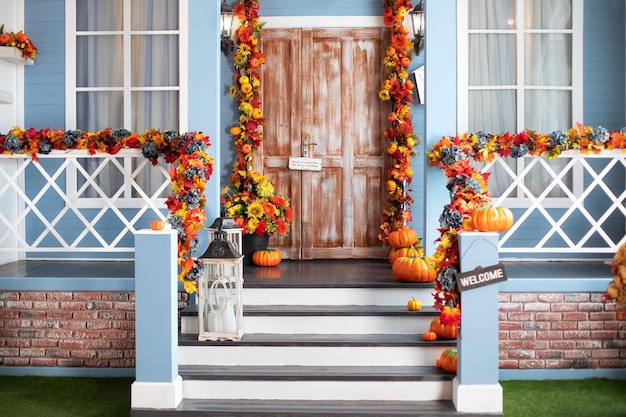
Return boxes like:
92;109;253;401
409;0;425;56
220;0;236;56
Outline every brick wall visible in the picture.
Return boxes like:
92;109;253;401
0;291;190;368
499;292;626;369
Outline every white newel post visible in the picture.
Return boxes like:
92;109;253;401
131;229;182;409
453;231;503;413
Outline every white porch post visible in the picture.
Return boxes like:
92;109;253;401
454;231;503;413
131;229;182;409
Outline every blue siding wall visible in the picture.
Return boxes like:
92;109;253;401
583;0;626;129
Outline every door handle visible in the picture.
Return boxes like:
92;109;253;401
302;138;317;157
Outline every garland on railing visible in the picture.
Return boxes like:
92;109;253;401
428;124;626;319
0;127;214;294
378;0;419;242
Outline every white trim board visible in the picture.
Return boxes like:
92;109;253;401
263;16;384;28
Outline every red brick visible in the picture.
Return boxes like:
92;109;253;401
32;320;60;329
536;350;563;359
563;312;588;321
0;310;19;319
551;322;578;331
87;301;113;310
525;322;551;331
57;359;84;367
30;358;57;366
102;293;130;302
519;360;545;369
579;303;605;312
32;339;58;348
73;311;99;320
591;330;618;339
508;350;535;359
564;293;590;303
113;302;135;311
46;311;73;319
500;322;524;330
83;359;110;367
100;330;128;339
592;349;620;358
85;340;111;349
46;329;73;339
73;292;102;301
70;350;96;359
524;303;551;312
563;330;590;339
86;321;112;330
47;292;73;301
551;303;577;312
19;329;45;338
590;312;616;321
577;340;602;349
508;312;534;321
0;347;19;356
536;312;562;321
60;302;86;311
499;340;522;349
109;359;134;367
498;351;509;359
59;340;83;349
6;301;33;309
546;360;573;368
511;294;538;303
20;348;45;357
537;330;563;340
499;303;523;312
60;321;86;330
498;293;512;302
522;340;550;349
590;293;606;302
98;350;123;359
99;311;126;320
112;321;134;330
498;360;519;369
122;350;135;359
550;340;576;349
538;294;563;303
578;321;604;330
6;339;31;348
0;292;19;301
3;357;30;366
46;349;71;358
498;330;509;340
510;331;538;339
6;319;32;328
603;339;626;349
605;320;626;330
126;312;135;320
19;310;47;319
72;330;102;339
598;359;626;368
21;292;47;301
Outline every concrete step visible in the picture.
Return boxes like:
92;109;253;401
178;365;453;401
181;304;441;335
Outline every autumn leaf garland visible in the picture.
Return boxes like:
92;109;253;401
379;0;420;243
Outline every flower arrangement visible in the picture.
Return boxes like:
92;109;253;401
603;243;626;319
225;0;292;238
428;124;626;318
222;170;292;237
378;0;419;242
0;126;214;294
0;24;37;60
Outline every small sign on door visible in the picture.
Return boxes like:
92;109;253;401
289;157;322;171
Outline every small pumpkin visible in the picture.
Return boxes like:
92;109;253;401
392;256;437;283
150;220;165;230
389;245;424;264
430;317;458;339
471;205;514;232
251;249;282;267
436;348;458;373
423;331;437;341
406;298;422;311
387;226;419;249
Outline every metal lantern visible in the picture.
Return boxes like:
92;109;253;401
198;230;244;341
207;216;243;256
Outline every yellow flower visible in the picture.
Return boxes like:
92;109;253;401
256;180;275;198
239;102;253;115
379;89;390;101
247;201;264;218
246;218;259;233
239;75;250;85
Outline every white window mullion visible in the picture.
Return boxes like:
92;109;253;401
123;0;132;129
516;0;524;133
571;0;584;122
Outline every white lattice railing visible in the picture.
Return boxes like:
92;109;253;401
0;150;171;260
482;149;626;258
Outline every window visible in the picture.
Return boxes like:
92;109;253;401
458;0;583;207
65;0;187;208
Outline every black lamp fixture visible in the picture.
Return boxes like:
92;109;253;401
409;0;425;56
220;0;236;56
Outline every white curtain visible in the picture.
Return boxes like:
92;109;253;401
468;0;572;198
76;0;178;198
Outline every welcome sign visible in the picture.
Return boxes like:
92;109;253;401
456;263;508;292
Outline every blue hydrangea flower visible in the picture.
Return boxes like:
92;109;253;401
448;176;482;197
548;130;567;148
440;145;466;166
184;140;207;155
141;140;159;160
510;144;529;158
184;189;202;208
590;126;609;144
168;215;185;235
189;237;200;254
163;130;179;143
439;206;464;229
39;139;52;154
185;166;204;181
63;130;82;147
620;127;626;134
4;134;23;153
465;177;483;194
185;259;204;281
473;131;490;148
111;128;131;141
437;267;457;292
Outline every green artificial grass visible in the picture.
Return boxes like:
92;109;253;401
501;379;626;417
0;376;133;417
0;376;624;416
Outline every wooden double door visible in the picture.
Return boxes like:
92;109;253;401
257;28;388;260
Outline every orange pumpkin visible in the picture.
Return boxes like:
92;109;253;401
392;256;437;283
251;249;282;267
461;216;475;231
436;348;458;373
430;317;458;339
388;245;424;264
471;205;514;232
387;226;418;249
150;220;165;230
423;331;437;341
406;298;422;311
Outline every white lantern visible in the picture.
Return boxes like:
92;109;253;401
206;216;243;255
198;231;244;341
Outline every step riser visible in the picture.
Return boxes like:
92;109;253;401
243;288;434;306
182;380;452;402
179;346;445;367
181;316;433;335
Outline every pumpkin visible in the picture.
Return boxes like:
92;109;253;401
430;317;458;339
388;245;424;264
251;249;282;267
423;331;437;341
461;216;475;231
471;205;514;232
387;226;419;249
150;220;165;230
406;298;422;311
392;256;437;283
436;348;458;373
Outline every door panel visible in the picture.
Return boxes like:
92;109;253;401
260;28;388;260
